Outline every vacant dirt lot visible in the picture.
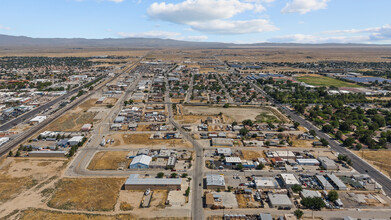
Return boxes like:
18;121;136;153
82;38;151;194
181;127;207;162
291;136;315;148
87;151;130;170
18;209;136;220
48;178;125;211
106;133;192;148
355;150;391;178
182;106;284;123
241;150;261;160
0;158;66;203
45;98;99;131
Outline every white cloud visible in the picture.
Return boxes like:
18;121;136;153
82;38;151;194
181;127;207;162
189;19;278;34
148;0;254;24
269;34;369;44
0;25;10;30
117;31;208;41
282;0;329;14
108;0;124;2
118;31;181;39
147;0;277;35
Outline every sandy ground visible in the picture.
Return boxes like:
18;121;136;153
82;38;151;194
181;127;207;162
241;150;262;160
354;150;391;178
182;106;282;123
106;133;192;148
87;151;130;170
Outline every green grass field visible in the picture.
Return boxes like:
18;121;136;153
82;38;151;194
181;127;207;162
296;75;362;88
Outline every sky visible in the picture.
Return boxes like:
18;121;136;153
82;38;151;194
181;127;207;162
0;0;391;44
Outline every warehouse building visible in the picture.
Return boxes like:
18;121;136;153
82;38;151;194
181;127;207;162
296;158;320;166
254;177;279;189
29;151;67;157
216;148;232;157
225;157;241;166
300;189;322;198
68;136;84;146
30;116;47;125
129;155;152;169
205;174;225;190
315;175;334;190
81;124;92;132
124;174;181;190
268;193;293;209
318;156;338;170
280;173;300;188
327;174;347;190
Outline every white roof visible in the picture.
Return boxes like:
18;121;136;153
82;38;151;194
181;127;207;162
280;173;300;185
254;177;279;188
268;193;293;206
275;151;295;158
206;174;225;186
217;148;232;154
301;189;321;198
30;115;47;122
68;136;84;142
130;155;152;166
225;157;241;163
296;158;320;164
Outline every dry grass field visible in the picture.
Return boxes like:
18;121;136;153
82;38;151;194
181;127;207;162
182;106;286;123
106;133;192;148
0;158;66;203
18;209;136;220
236;194;259;208
45;98;99;131
241;150;261;160
291;136;315;148
355;150;391;178
48;178;125;211
87;151;130;170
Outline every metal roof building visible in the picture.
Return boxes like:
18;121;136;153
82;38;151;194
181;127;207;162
206;174;225;190
268;193;293;209
318;156;338;170
315;175;334;190
124;174;181;190
280;173;300;187
327;174;347;190
129;155;152;169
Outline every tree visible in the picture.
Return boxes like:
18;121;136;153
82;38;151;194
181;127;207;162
256;163;265;170
236;164;244;170
242;119;253;127
181;173;188;178
157;172;164;178
223;103;229;108
185;187;190;196
292;184;303;193
15;150;20;157
294;209;304;219
239;128;249;136
328;190;339;202
335;130;343;140
8;151;13;157
301;197;325;210
320;138;329;146
343;137;355;147
322;124;333;133
294;122;300;129
265;141;270;146
309;130;316;136
170;173;178;178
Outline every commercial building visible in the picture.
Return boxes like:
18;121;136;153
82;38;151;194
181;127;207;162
0;137;10;146
68;136;84;146
300;189;322;198
318;156;338;170
296;158;320;166
268;193;293;209
315;175;334;190
254;177;279;189
30;116;47;125
326;174;347;190
225;157;241;165
28;151;67;157
280;173;300;188
216;148;232;157
81;124;92;132
129;155;152;169
124;174;181;190
206;174;225;190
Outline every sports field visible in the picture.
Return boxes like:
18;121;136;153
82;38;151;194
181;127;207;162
296;74;362;88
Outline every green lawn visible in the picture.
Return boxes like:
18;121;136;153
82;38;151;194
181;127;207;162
296;75;362;88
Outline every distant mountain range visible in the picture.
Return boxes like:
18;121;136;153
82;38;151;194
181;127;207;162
0;34;389;49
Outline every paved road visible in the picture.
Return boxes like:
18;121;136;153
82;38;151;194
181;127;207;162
247;78;391;197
